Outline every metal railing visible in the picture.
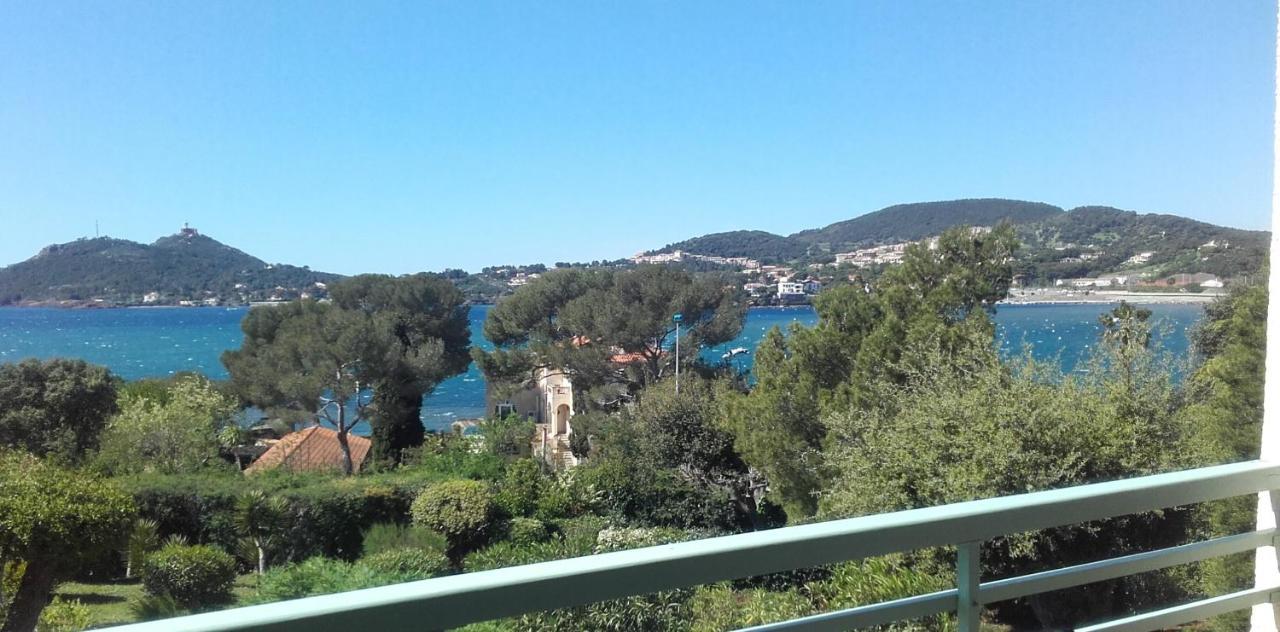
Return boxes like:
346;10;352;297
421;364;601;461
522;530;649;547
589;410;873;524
102;460;1280;632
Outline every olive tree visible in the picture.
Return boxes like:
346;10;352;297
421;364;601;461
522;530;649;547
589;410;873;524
0;452;135;632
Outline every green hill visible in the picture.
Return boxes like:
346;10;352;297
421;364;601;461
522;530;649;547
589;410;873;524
791;198;1063;250
1016;206;1268;282
653;230;809;262
0;229;342;305
643;199;1268;280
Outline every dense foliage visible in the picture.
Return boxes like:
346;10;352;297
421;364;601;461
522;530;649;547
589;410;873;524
411;480;497;565
477;265;746;407
1177;278;1268;631
652;230;810;263
0;359;118;464
0;453;135;632
95;375;238;475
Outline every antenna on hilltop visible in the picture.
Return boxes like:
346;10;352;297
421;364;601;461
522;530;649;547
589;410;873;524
95;220;99;237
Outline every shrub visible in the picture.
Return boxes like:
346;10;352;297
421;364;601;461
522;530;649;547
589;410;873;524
506;517;552;546
358;549;449;581
362;522;447;557
494;459;545;517
35;597;92;632
411;480;496;565
251;554;446;604
403;436;506;481
251;557;364;603
594;526;690;553
128;594;183;621
140;544;237;609
478;415;534;459
689;585;814;632
464;538;594;573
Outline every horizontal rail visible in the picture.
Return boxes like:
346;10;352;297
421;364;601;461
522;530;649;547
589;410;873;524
738;589;956;631
100;460;1280;632
979;528;1277;604
1077;585;1280;632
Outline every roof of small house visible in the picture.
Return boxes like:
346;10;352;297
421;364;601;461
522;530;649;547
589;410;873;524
245;425;372;475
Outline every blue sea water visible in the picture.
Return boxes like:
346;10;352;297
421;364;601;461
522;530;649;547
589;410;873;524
0;303;1205;432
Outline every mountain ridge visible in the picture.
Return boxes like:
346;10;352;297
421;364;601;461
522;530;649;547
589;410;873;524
648;198;1268;282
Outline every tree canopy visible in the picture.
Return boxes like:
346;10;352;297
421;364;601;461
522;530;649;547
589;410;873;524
94;375;238;475
223;300;394;474
330;273;472;464
0;358;118;463
0;452;135;632
477;266;746;408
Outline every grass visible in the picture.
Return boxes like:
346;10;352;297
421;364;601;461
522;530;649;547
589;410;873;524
52;574;259;629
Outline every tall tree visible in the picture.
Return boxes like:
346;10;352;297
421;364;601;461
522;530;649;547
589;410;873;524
330;274;472;465
477;266;746;408
223;300;393;474
0;358;118;464
718;327;824;517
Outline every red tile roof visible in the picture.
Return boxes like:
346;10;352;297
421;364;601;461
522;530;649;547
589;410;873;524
245;425;372;475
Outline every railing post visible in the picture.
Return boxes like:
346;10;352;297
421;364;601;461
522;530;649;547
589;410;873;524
958;541;982;632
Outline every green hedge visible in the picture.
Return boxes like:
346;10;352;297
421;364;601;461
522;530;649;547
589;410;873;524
122;467;459;565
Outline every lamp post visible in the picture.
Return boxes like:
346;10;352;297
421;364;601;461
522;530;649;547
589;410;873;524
673;313;683;395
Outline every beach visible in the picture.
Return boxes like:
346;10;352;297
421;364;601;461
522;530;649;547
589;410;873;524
1000;288;1225;305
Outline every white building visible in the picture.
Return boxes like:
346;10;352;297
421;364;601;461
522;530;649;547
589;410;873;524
777;281;805;297
1125;251;1155;266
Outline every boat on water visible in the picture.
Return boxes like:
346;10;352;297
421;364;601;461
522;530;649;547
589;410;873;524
721;347;749;360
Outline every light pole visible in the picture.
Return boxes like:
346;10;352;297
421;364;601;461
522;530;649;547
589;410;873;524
673;312;683;395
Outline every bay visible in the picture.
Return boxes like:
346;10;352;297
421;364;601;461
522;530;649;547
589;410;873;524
0;303;1206;433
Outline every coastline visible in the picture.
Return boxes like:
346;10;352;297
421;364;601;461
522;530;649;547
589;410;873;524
999;289;1224;305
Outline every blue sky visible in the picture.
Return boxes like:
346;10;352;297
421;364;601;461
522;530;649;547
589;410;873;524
1;1;1274;274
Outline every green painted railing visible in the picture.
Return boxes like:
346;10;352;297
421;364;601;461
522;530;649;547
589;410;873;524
100;460;1280;632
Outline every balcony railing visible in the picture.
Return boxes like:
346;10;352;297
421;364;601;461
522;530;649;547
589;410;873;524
101;460;1280;632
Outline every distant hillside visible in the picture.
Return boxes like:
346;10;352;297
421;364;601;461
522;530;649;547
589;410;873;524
653;230;809;262
1017;206;1268;281
792;199;1063;250
644;199;1268;280
0;229;342;305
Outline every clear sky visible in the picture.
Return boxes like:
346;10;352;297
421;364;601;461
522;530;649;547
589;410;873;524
1;1;1274;275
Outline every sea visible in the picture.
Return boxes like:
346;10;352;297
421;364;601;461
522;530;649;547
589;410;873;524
0;303;1207;433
